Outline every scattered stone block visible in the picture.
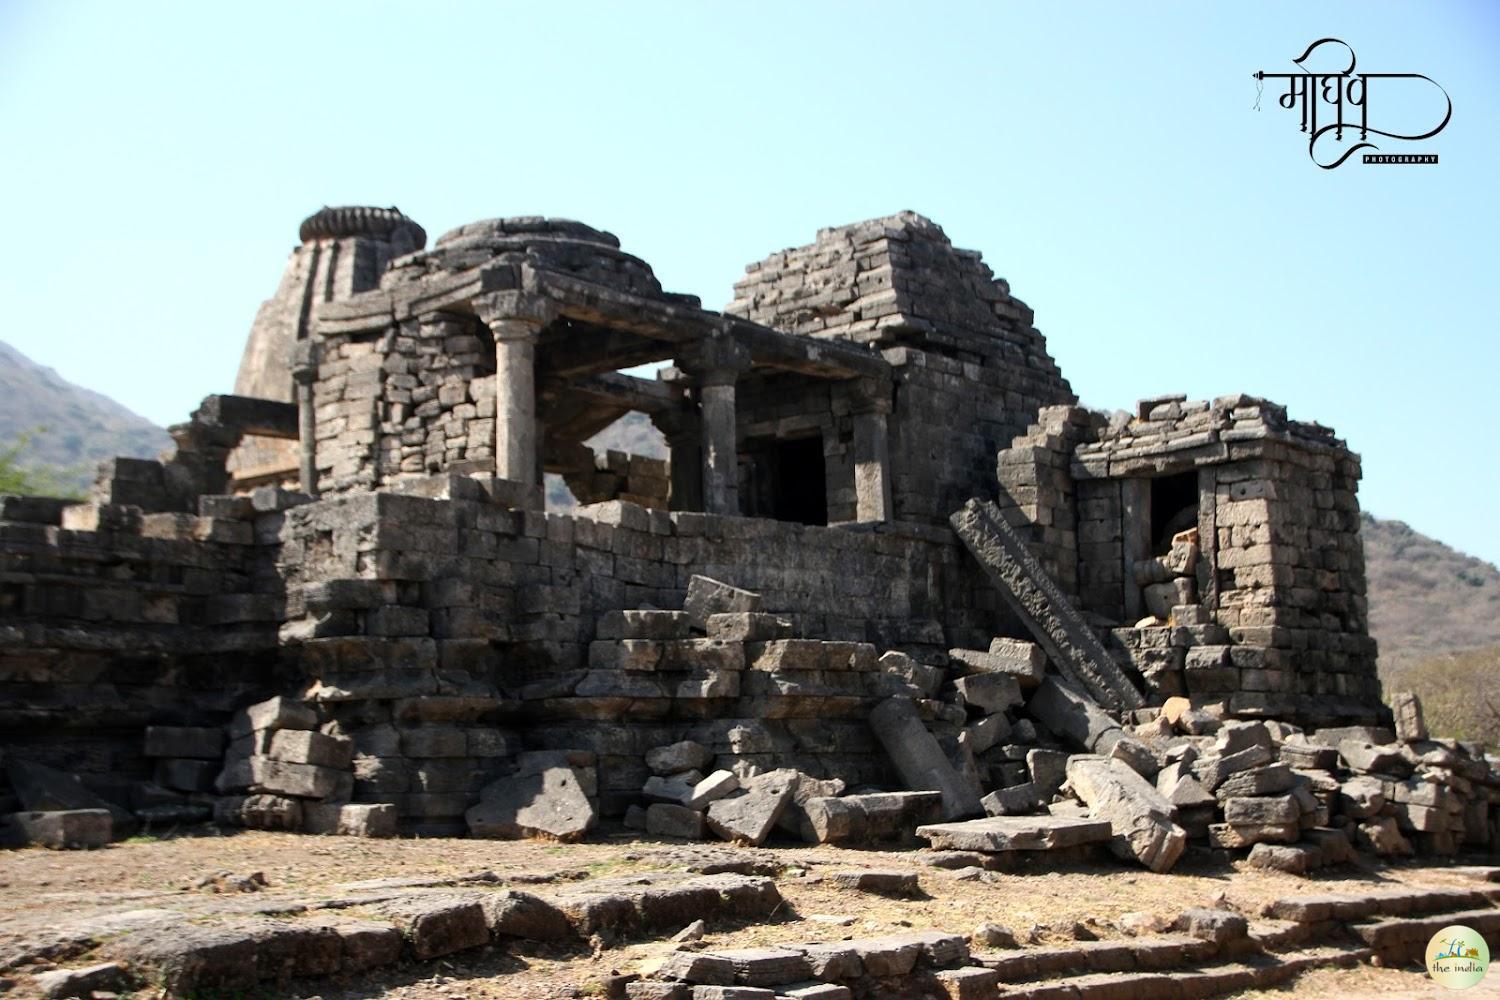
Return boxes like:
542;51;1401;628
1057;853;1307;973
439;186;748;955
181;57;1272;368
1391;691;1428;742
1223;794;1299;826
657;950;735;985
268;729;354;769
467;765;596;841
706;612;792;643
7;809;113;849
31;962;129;999
250;757;344;799
228;701;316;740
1215;764;1296;799
706;776;793;846
376;894;490;959
684;576;760;630
648;803;708;840
712;946;810;987
952;672;1021;713
1207;822;1299;848
1026;675;1120;753
686;770;739;810
303;802;397;837
980;783;1040;816
915;815;1112;852
830;869;920;894
1338;740;1411;776
869;696;982;819
1246;842;1317;874
798;942;862;979
1066;755;1187;873
648;741;715;775
1173;908;1247;945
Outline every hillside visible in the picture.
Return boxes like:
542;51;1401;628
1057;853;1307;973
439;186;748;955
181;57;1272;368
1361;512;1500;668
0;340;172;494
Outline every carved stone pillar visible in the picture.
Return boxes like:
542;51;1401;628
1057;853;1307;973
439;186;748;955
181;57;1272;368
474;293;556;487
651;407;704;512
290;340;320;496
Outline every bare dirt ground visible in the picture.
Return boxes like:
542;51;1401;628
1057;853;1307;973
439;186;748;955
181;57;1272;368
0;829;1492;998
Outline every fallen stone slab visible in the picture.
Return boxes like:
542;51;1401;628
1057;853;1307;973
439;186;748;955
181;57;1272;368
684;576;761;631
915;815;1112;853
950;499;1143;710
6;809;113;849
829;869;920;895
6;760;135;833
648;803;709;840
1065;755;1187;873
268;729;354;769
480;890;572;940
869;696;982;820
230;695;317;738
1025;675;1121;753
249;757;344;799
1339;740;1411;776
952;672;1022;713
706;776;793;846
796;791;943;844
467;765;597;841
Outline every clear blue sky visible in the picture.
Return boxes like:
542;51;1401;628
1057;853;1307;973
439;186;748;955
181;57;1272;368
1;2;1496;563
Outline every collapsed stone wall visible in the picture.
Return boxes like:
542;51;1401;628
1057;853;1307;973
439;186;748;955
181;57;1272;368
992;394;1378;727
267;478;1013;830
0;491;288;808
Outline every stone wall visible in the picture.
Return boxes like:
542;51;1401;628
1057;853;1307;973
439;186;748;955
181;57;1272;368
728;213;1077;526
0;492;287;795
270;477;1014;829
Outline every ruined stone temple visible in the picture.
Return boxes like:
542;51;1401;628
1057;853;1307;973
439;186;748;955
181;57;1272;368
3;204;1421;858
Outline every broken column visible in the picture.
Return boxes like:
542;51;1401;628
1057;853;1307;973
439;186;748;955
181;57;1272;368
682;334;750;516
869;696;982;820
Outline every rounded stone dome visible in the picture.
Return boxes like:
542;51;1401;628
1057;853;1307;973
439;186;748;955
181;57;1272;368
410;216;662;297
298;205;427;250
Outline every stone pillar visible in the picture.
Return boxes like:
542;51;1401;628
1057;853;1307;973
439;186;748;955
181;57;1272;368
699;372;739;516
290;340;320;496
474;293;556;488
651;408;704;512
681;334;751;517
853;406;893;523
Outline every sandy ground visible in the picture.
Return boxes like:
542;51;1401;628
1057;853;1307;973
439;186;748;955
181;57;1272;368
0;829;1495;998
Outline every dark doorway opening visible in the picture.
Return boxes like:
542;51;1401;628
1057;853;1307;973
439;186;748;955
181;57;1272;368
1150;470;1199;552
741;436;827;525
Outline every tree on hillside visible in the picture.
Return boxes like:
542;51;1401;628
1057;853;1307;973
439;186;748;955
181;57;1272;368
0;429;87;499
1385;645;1500;750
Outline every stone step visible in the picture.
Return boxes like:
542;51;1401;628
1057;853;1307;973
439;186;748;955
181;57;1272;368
987;941;1371;999
1349;907;1500;963
88;872;782;996
975;934;1217;980
1265;885;1500;924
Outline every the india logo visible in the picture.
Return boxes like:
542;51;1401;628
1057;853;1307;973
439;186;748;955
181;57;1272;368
1427;924;1491;990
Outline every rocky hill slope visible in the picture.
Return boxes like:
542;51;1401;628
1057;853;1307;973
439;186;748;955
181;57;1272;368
0;340;172;493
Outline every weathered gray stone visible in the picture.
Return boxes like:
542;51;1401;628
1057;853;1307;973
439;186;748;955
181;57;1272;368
7;809;113;849
648;740;715;775
250;757;343;799
1173;908;1247;944
684;576;761;630
915;814;1112;852
376;894;490;959
1391;691;1428;742
1222;794;1299;826
952;672;1021;713
950;499;1143;710
686;770;739;810
467;766;596;841
1026;674;1121;753
1338;740;1411;776
1215;763;1296;799
230;696;317;738
706;775;793;846
1065;755;1187;873
869;696;982;819
648;803;708;839
31;962;129;999
303;802;397;837
269;729;354;769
